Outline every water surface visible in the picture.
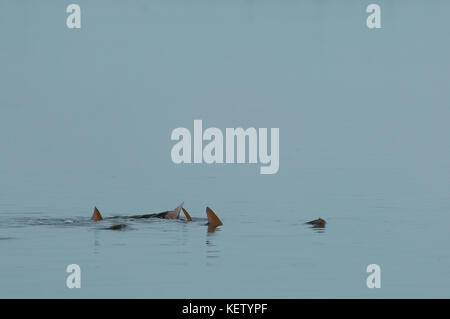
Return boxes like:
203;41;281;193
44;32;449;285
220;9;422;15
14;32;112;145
1;0;449;298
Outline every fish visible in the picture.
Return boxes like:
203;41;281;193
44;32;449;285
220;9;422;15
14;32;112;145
182;208;192;221
206;207;223;227
182;206;223;233
92;207;103;221
103;224;128;231
305;218;326;228
91;203;223;232
91;202;184;222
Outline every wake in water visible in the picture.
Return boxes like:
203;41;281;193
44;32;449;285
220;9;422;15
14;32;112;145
0;202;224;233
92;203;223;233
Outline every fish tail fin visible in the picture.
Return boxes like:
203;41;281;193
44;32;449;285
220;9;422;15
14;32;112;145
92;206;103;221
166;202;184;220
182;208;192;221
206;207;223;227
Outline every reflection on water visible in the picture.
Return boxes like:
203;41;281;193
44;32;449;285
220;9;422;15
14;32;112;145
207;225;219;234
93;230;101;255
308;225;326;234
206;227;221;261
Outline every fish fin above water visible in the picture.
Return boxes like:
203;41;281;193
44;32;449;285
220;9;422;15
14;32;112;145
92;207;103;221
165;202;184;220
206;207;223;227
182;208;192;221
305;218;326;228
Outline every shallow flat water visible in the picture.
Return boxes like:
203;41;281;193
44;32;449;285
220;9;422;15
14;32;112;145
1;185;449;298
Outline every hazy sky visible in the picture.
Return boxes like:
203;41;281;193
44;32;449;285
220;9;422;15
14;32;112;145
0;0;449;215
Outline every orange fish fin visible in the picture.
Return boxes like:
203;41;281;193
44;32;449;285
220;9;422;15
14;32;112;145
166;202;184;220
92;206;103;221
206;207;223;227
182;208;192;221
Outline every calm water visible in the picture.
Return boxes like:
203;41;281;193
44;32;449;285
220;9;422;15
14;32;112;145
1;171;449;298
1;1;449;298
